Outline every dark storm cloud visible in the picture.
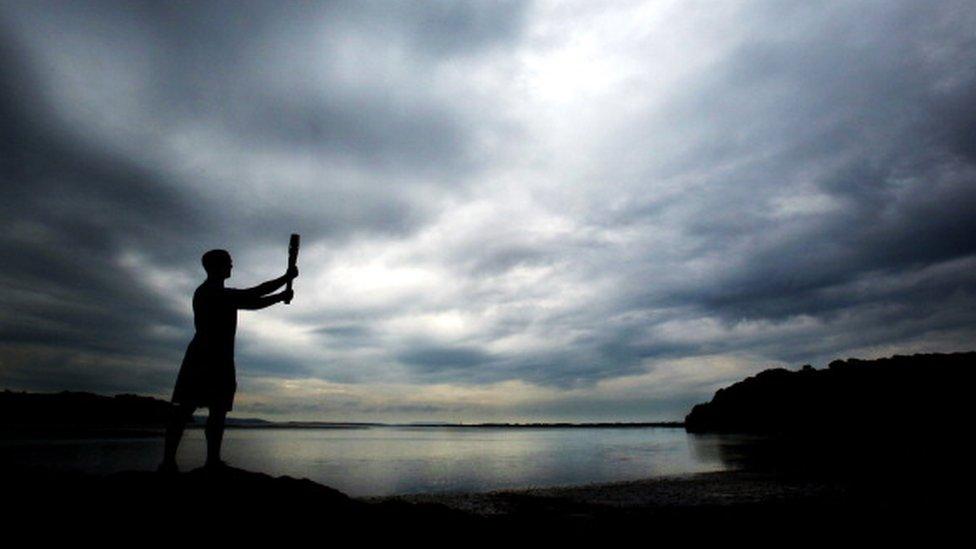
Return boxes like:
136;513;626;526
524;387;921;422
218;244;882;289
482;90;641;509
313;324;372;340
0;29;207;392
76;0;522;173
1;0;528;254
365;0;976;392
582;0;976;368
397;344;494;374
0;0;528;396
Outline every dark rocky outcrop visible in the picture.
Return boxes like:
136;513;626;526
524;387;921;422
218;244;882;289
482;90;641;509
2;464;961;541
2;465;481;539
0;390;173;436
684;352;975;434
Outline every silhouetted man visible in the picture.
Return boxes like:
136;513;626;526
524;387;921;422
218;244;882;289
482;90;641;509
159;249;298;472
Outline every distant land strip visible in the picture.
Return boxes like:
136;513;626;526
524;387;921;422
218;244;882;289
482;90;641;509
222;421;686;429
0;390;683;433
402;422;684;429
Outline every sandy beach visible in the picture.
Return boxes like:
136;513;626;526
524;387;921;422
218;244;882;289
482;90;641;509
368;469;853;515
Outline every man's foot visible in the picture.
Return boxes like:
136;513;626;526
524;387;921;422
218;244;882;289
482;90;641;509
157;460;179;474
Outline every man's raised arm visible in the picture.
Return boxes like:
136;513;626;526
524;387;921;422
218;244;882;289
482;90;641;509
231;289;294;310
236;266;299;298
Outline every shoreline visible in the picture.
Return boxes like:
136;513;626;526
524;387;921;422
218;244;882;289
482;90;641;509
363;468;850;515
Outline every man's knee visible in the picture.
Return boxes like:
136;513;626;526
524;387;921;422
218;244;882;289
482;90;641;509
171;404;195;423
206;408;227;426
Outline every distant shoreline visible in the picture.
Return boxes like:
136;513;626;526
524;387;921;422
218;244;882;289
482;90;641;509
1;389;684;435
212;420;686;430
0;420;685;439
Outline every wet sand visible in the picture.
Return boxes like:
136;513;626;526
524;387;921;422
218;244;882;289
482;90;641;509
367;470;852;515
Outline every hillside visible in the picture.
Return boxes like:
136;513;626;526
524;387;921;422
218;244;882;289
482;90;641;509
0;390;172;433
684;352;975;434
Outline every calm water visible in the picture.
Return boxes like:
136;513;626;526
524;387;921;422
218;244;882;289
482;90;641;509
1;426;733;496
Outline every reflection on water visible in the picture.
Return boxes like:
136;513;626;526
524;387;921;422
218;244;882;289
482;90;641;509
1;426;730;496
687;432;775;468
690;428;968;488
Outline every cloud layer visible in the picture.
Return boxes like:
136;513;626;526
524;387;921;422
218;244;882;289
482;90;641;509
2;1;975;421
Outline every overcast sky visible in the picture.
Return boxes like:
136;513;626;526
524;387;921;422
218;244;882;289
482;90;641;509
1;0;975;421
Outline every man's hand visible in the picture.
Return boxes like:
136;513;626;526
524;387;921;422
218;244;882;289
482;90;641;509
280;289;295;303
286;266;299;280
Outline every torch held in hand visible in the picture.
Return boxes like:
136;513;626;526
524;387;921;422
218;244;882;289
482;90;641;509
285;233;300;304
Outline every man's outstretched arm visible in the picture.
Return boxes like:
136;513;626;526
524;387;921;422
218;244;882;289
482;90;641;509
232;289;294;310
237;267;298;298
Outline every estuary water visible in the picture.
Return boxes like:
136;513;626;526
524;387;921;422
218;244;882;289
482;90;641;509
1;426;734;496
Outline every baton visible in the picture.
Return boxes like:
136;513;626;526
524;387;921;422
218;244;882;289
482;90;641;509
285;233;300;304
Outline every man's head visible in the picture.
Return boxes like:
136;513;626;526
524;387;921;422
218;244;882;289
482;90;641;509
202;249;232;279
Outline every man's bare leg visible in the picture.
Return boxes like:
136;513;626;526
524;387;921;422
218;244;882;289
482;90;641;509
205;407;227;468
160;404;195;472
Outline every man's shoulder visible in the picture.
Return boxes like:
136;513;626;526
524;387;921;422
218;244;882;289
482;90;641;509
194;282;231;300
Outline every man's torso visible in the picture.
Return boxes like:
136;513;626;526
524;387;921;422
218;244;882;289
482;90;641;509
191;282;237;359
